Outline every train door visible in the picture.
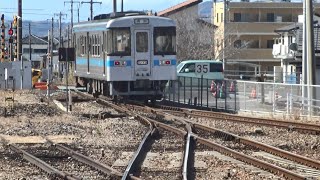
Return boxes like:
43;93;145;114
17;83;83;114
134;30;151;79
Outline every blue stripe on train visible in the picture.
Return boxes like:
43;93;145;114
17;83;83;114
76;57;131;67
76;58;176;67
154;59;177;66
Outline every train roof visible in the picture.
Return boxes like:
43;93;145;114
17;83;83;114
73;15;175;33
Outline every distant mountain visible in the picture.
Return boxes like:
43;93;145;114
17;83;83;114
22;20;70;38
199;1;212;22
2;20;69;38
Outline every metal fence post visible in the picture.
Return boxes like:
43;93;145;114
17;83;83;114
224;80;227;110
273;83;275;115
244;81;246;110
184;77;186;104
200;75;203;107
234;81;237;112
198;78;200;106
173;80;176;103
216;81;218;110
290;93;293;115
207;79;209;108
169;80;171;102
286;93;289;116
178;77;180;104
190;77;193;105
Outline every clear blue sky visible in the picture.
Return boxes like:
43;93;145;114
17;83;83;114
0;0;210;22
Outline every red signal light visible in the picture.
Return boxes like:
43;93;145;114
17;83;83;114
114;61;120;66
165;60;171;65
8;28;13;36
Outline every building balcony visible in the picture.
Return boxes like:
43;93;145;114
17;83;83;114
225;22;294;35
227;48;274;60
272;44;295;59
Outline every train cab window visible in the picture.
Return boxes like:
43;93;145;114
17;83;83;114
107;28;131;56
180;63;195;73
136;32;148;52
154;27;176;55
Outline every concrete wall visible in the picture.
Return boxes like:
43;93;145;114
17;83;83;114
0;61;32;89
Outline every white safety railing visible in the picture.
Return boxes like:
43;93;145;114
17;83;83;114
237;80;320;118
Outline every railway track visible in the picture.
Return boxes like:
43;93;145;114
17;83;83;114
72;90;319;180
157;105;320;134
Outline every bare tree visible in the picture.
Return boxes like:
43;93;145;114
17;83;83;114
213;24;252;61
170;10;215;61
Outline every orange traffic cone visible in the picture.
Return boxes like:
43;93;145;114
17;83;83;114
230;81;235;92
251;88;257;99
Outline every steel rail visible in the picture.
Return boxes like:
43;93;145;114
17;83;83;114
26;113;125;179
73;91;307;179
122;116;155;180
178;119;193;180
53;143;123;177
149;118;306;180
192;122;320;170
159;111;320;170
195;137;306;180
158;105;320;134
10;144;81;180
124;109;306;180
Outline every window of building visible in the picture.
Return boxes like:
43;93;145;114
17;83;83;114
267;66;274;74
234;13;241;22
217;13;219;23
221;13;223;22
267;13;275;22
23;48;33;53
34;49;47;54
267;40;274;49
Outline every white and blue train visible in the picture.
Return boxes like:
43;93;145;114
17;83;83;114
73;12;177;102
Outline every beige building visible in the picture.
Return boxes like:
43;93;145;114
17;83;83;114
158;0;216;61
212;1;320;74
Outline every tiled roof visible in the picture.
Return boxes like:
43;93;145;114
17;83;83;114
158;0;203;17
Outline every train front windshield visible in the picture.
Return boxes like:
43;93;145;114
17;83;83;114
107;28;131;56
154;27;176;55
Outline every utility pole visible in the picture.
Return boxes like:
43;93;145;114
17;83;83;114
17;0;22;61
47;17;54;97
77;5;80;23
55;12;67;85
81;0;102;20
121;0;123;12
306;0;316;117
54;12;67;48
113;0;117;14
64;0;80;31
29;22;31;61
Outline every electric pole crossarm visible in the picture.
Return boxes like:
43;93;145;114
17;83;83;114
64;0;80;30
81;0;102;20
54;12;67;48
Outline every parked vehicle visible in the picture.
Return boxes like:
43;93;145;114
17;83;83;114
175;60;224;87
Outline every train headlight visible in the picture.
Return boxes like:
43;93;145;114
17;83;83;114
160;60;171;65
